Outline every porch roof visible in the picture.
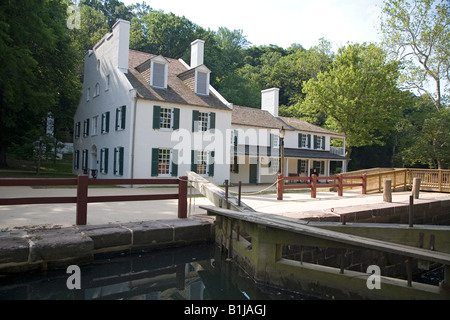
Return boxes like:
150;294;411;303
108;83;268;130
234;146;349;160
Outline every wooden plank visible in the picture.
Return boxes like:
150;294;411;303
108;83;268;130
0;197;77;205
0;178;77;186
201;205;450;265
88;194;179;203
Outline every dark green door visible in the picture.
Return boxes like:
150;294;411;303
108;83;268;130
249;164;258;184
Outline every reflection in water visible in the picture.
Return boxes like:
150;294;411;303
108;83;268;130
0;244;322;300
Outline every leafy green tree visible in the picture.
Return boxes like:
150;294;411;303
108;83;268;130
0;0;81;166
397;96;450;168
300;43;403;161
130;11;206;59
380;0;450;111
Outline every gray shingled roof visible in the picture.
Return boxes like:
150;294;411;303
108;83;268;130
126;50;230;111
231;105;344;138
231;105;285;129
279;117;345;137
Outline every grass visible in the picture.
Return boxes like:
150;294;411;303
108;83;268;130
0;153;76;178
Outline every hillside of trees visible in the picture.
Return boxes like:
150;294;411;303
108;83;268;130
1;0;448;170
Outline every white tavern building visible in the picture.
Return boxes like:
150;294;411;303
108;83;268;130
73;19;348;185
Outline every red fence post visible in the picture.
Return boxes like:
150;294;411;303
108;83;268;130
76;174;88;225
178;176;188;219
362;174;367;195
277;174;284;200
311;174;317;198
337;174;343;197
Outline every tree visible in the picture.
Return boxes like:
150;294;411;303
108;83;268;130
380;0;450;111
397;96;450;168
300;43;403;161
0;0;81;166
130;11;207;59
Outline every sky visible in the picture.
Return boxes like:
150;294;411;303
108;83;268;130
122;0;385;50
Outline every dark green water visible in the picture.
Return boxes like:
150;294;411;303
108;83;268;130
0;244;325;301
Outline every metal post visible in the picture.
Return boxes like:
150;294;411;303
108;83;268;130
76;174;89;225
224;179;229;209
178;176;188;218
238;181;242;206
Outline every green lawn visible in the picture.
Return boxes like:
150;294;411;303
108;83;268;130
0;153;76;178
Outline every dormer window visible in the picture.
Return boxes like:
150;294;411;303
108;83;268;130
195;65;210;96
150;55;169;89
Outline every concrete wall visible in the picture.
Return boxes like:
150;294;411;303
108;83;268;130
0;217;215;274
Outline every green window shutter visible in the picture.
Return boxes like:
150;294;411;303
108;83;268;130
209;112;216;131
269;133;273;148
171;149;178;177
74;150;79;170
115;108;119;130
191;150;197;172
114;147;124;176
119;147;124;176
298;133;303;148
105;112;110;133
113;148;117;174
234;130;238;146
104;148;109;173
121;105;126;129
82;150;88;169
233;156;239;173
153;105;161;129
308;134;311;148
173;108;180;130
297;159;302;174
208;151;215;177
151;148;159;177
322;136;326;150
192;110;199;132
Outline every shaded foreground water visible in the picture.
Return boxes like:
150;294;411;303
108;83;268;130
0;244;329;301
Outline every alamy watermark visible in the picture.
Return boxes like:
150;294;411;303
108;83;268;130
66;265;81;290
67;5;81;30
366;265;381;290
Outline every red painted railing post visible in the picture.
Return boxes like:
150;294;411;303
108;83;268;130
311;174;317;198
277;174;284;200
362;174;367;195
337;174;343;197
178;176;188;219
76;174;89;225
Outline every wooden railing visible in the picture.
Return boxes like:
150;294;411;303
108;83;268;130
277;174;366;200
0;175;188;225
341;168;450;193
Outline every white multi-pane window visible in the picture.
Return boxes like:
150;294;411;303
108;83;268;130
92;116;98;136
158;148;171;175
106;74;110;91
301;135;307;148
115;106;126;131
101;112;110;134
198;112;209;132
160;108;172;129
100;148;109;174
197;151;208;175
94;83;100;97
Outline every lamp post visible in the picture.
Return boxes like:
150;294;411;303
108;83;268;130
279;126;285;177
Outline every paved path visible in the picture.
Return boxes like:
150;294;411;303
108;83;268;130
0;184;449;230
